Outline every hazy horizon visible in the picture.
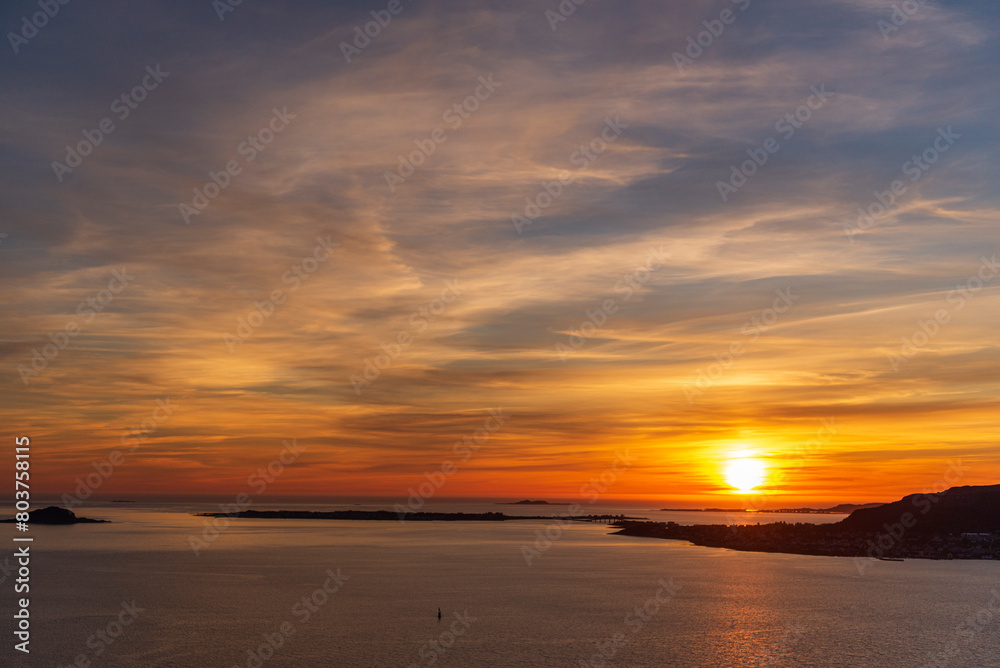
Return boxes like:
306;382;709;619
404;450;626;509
20;492;905;508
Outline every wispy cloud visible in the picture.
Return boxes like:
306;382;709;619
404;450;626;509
2;0;998;503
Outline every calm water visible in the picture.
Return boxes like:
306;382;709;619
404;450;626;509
2;502;998;667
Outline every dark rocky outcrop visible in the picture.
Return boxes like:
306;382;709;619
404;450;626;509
836;484;1000;534
1;506;109;524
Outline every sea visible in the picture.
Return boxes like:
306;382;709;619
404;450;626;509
2;500;998;667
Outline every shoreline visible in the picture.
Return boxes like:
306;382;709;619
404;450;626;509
611;521;999;561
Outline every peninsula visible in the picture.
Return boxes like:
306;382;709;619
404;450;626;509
197;509;646;522
617;485;1000;561
658;503;882;514
199;510;510;521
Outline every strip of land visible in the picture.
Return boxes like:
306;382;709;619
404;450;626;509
196;510;646;522
658;503;881;514
611;521;996;560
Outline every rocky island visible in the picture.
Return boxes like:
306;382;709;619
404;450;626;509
1;506;109;525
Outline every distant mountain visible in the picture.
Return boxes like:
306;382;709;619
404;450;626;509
838;484;1000;534
824;503;883;513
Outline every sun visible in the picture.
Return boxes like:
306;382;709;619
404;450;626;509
724;456;767;493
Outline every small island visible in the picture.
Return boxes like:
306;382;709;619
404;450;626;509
1;506;109;525
499;499;570;505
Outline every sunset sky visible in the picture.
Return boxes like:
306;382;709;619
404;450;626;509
3;0;998;506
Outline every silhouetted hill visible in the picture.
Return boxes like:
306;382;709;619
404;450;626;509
824;503;883;514
837;484;1000;534
614;484;1000;560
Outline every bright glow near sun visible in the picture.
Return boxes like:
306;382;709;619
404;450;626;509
724;456;767;493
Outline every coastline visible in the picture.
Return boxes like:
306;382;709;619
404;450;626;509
611;521;1000;561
